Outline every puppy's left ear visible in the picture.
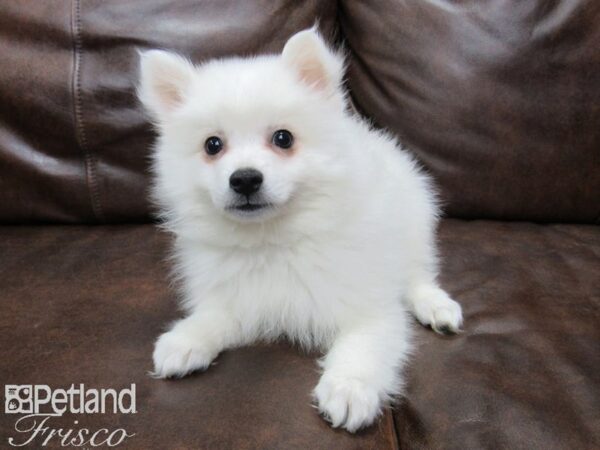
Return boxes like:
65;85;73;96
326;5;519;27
281;27;344;95
138;49;195;119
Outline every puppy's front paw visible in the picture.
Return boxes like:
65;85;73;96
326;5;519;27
411;286;463;334
313;374;382;433
152;330;215;379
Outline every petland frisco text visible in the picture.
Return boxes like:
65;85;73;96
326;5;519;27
4;384;136;447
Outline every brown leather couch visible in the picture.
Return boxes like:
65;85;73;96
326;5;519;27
1;1;598;449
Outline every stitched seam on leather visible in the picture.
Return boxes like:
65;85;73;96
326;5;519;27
71;0;103;221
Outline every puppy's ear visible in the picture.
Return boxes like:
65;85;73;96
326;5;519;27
138;50;195;118
281;27;344;93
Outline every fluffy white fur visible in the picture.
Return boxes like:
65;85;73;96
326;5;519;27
139;28;463;433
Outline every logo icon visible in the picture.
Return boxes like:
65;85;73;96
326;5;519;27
4;385;33;414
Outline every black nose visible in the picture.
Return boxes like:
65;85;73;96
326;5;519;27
229;168;263;196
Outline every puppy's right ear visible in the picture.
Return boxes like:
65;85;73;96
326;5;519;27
138;50;195;119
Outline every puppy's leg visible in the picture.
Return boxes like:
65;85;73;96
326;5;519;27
404;250;463;334
403;226;463;334
314;311;411;432
152;306;242;378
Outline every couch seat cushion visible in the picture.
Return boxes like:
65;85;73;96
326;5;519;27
0;220;598;448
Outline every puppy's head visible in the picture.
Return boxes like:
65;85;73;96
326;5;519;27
139;28;347;224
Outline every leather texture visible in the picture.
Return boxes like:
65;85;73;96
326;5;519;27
1;1;599;223
0;2;91;223
0;0;337;223
0;221;598;449
340;0;600;223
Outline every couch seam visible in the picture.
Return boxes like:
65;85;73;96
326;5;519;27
386;409;401;450
71;0;104;222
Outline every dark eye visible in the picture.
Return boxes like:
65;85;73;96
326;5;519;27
272;129;294;149
204;136;223;155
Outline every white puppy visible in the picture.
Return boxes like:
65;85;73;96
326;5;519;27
139;28;463;433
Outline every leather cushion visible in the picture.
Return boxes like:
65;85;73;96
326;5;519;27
340;0;600;223
1;220;598;448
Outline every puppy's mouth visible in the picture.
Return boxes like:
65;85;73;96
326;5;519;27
232;202;270;212
225;199;274;218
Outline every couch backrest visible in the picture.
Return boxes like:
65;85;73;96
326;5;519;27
340;0;600;223
0;0;598;224
0;0;337;223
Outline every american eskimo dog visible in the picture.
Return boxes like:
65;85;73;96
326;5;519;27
139;27;463;432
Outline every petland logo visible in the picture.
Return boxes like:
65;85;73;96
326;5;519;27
4;384;136;447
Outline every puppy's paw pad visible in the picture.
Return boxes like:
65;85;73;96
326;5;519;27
313;375;381;433
152;331;214;379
